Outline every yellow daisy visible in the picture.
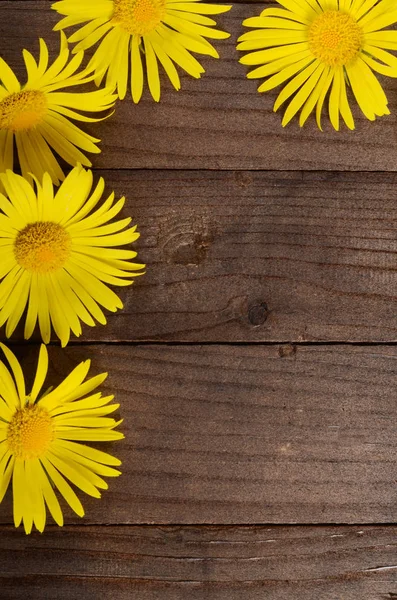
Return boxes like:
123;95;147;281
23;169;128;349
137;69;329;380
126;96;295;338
0;166;144;347
51;0;231;102
0;33;116;186
237;0;397;130
0;343;123;534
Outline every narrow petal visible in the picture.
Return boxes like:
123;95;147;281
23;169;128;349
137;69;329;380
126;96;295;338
30;345;49;403
0;344;25;406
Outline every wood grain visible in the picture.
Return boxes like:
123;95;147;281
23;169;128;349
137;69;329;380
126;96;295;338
7;169;397;344
1;343;397;526
2;3;397;171
2;524;397;599
2;2;397;596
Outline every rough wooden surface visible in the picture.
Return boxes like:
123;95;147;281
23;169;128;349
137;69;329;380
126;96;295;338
28;169;395;344
2;3;397;171
2;525;397;600
3;1;397;599
1;343;397;525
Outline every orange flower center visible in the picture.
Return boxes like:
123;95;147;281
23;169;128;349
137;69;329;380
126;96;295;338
112;0;166;35
0;90;48;132
14;222;71;273
308;10;362;67
7;405;54;460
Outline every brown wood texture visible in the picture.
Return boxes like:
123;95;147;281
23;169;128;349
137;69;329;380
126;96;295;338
1;343;397;526
35;169;397;344
2;3;397;171
2;2;397;599
2;524;397;600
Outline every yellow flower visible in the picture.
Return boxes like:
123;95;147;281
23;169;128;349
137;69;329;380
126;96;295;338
0;33;116;186
0;166;144;347
52;0;231;102
237;0;397;130
0;343;123;534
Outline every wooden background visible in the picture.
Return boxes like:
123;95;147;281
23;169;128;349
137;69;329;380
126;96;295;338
1;1;397;599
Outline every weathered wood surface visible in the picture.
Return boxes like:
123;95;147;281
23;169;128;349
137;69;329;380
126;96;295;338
76;170;397;343
1;343;397;525
5;170;397;344
3;2;397;599
2;525;397;600
2;3;397;171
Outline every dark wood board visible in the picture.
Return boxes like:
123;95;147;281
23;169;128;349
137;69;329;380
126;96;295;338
2;2;397;599
2;525;397;600
1;343;397;525
2;3;397;171
79;170;397;343
7;170;397;344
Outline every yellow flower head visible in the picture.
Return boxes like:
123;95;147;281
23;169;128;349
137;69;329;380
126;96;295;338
0;166;145;347
0;343;123;534
237;0;397;130
52;0;232;102
0;33;117;185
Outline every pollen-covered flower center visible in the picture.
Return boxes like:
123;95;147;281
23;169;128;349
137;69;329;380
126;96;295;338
308;10;362;67
14;222;71;273
112;0;166;35
7;405;54;460
0;90;48;132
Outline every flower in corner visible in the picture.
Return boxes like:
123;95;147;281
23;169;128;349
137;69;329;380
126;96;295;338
237;0;397;130
51;0;232;102
0;343;123;534
0;166;145;347
0;33;116;186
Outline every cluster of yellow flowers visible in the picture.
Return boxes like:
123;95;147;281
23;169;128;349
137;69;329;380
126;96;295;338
0;0;232;536
0;0;396;534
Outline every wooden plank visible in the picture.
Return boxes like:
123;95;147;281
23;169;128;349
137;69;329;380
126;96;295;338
2;524;397;599
1;343;397;525
8;169;397;344
2;3;397;171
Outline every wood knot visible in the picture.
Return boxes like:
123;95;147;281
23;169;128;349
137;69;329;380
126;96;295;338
248;302;268;326
169;236;210;265
234;172;252;188
278;345;297;358
160;216;212;266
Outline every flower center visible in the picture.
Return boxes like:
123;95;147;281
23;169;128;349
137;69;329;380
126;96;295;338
112;0;166;35
7;405;54;460
308;10;362;67
14;222;71;273
0;90;48;132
